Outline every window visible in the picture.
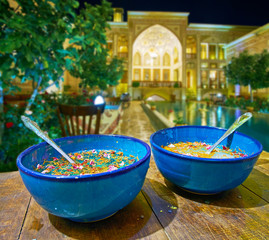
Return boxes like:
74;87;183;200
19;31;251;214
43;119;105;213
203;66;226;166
201;62;208;68
163;53;170;66
144;53;151;66
209;44;217;60
113;8;123;22
153;69;160;81
210;63;217;68
119;46;127;53
219;71;226;82
201;43;208;60
209;70;217;88
133;69;140;80
209;70;217;80
134;52;141;66
186;36;196;54
219;71;226;88
153;54;160;66
144;69;150;80
201;70;208;88
163;69;170;80
218;44;225;60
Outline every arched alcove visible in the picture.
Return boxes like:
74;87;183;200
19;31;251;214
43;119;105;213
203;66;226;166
132;25;182;83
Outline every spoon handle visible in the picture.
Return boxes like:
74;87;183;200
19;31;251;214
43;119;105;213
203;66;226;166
206;112;252;154
21;116;75;164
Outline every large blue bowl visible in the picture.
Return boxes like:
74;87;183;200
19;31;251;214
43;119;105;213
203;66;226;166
17;135;151;222
150;126;262;194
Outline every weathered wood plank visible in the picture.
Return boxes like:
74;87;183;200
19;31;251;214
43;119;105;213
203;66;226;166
143;177;269;240
19;190;168;240
255;151;269;166
120;102;269;239
0;171;31;240
242;167;269;202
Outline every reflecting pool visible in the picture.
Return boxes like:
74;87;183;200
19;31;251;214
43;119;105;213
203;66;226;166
153;101;269;151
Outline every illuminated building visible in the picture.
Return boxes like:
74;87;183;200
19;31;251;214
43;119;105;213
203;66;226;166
225;23;269;98
95;9;267;100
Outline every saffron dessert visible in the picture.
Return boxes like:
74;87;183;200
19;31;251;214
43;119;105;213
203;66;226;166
162;141;248;159
35;149;139;176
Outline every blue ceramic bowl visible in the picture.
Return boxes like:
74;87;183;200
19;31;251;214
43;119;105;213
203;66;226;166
150;126;263;194
17;135;151;222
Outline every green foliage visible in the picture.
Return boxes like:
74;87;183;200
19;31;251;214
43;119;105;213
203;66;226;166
67;0;124;90
0;0;79;91
173;117;185;125
0;0;125;171
173;82;179;88
57;89;98;106
0;93;62;171
0;0;123;110
224;96;269;113
63;84;72;92
224;50;269;90
132;81;140;88
0;90;105;171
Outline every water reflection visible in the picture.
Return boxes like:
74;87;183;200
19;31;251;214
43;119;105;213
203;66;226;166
153;101;269;151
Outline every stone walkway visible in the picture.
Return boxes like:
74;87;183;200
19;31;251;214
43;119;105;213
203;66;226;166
117;101;155;144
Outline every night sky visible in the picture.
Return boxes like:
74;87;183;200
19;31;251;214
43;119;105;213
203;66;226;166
79;0;269;26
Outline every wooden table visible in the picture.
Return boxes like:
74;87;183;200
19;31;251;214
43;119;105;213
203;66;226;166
1;101;269;239
0;150;268;240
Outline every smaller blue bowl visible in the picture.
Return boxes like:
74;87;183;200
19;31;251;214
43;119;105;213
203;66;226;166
17;135;151;222
150;126;263;194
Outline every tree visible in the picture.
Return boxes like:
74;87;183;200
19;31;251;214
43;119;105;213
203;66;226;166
0;0;79;143
224;50;269;102
0;0;124;143
67;1;124;90
0;0;79;110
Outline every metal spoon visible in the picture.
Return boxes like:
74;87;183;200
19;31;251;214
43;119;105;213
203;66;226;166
206;112;252;154
21;115;75;164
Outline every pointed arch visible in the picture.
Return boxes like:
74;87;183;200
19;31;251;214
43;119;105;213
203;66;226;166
134;52;141;66
132;24;182;82
144;52;151;66
163;52;170;66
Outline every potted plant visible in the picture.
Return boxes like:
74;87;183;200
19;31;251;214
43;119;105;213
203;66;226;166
132;81;140;88
173;117;186;126
150;104;156;110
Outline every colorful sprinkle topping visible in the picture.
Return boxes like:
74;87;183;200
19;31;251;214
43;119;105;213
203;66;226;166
162;141;248;159
35;150;139;176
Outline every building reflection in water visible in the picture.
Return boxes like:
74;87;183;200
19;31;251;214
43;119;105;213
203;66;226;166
209;108;217;127
235;108;242;119
152;101;268;151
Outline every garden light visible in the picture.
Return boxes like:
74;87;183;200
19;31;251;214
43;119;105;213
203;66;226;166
94;95;105;105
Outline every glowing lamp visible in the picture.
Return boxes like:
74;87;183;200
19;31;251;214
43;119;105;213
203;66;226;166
94;95;105;105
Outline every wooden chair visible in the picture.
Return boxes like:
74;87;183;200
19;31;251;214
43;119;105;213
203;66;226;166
57;104;105;137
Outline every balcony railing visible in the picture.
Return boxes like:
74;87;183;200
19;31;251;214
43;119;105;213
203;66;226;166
186;53;197;59
202;83;227;89
133;81;182;88
118;52;128;58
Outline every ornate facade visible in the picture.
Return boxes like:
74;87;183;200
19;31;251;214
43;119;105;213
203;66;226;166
104;9;266;100
65;9;268;100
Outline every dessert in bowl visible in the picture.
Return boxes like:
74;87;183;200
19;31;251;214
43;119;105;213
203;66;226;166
17;134;151;222
150;125;262;194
